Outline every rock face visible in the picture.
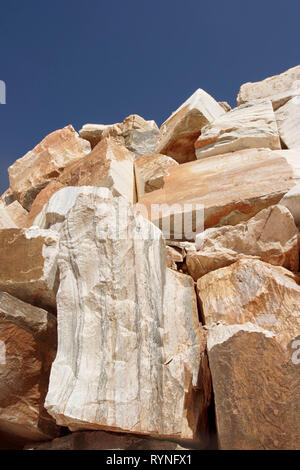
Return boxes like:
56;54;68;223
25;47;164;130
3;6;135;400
25;430;193;450
25;181;64;228
79;115;159;157
78;124;114;148
237;64;300;109
156;89;225;163
135;153;178;199
2;65;300;451
0;292;58;442
197;258;300;333
45;192;210;443
198;259;300;449
0;200;28;228
58;137;136;203
138;148;300;239
275;95;300;149
195;99;281;159
207;323;300;450
121;114;159;158
0;227;59;311
8;125;91;210
186;205;299;280
33;186;112;230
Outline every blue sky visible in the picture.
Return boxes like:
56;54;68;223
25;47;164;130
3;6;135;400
0;0;300;195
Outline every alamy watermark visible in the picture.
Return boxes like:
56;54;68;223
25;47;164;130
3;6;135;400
0;80;6;104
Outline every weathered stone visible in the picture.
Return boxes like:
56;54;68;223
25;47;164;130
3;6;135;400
121;114;159;158
33;186;112;230
237;64;300;109
45;193;210;443
156;89;225;163
58;137;136;203
197;258;300;339
135;153;178;199
275;95;300;149
79;115;159;157
208;322;300;450
0;200;28;229
0;292;59;442
138;148;300;240
26;181;64;228
197;258;300;449
195;99;281;159
79;123;115;148
25;430;194;450
8;125;91;211
0;227;59;311
186;205;299;280
279;184;300;225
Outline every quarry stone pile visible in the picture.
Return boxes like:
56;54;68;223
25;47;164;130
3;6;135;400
0;64;299;450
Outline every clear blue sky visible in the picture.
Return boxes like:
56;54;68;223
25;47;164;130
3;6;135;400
1;0;300;195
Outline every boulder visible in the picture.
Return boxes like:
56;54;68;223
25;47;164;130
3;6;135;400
138;148;300;240
79;115;159;157
186;205;299;280
237;64;300;109
207;322;299;450
156;89;225;163
33;186;112;230
58;137;136;203
8;125;91;211
79;123;115;148
197;258;300;449
197;258;300;337
0;227;59;311
0;292;59;442
135;153;178;199
195;99;281;159
45;192;211;444
25;181;64;228
275;95;300;149
121;114;159;158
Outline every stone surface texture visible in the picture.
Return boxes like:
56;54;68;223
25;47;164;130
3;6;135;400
57;137;136;203
186;205;299;280
8;125;91;210
0;292;59;442
138;148;300;239
79;115;159;157
195;99;281;159
198;258;300;449
135;153;178;199
45;193;211;443
237;64;300;109
0;227;59;311
156;89;226;163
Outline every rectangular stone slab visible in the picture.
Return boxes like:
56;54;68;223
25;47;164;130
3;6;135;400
138;148;300;239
